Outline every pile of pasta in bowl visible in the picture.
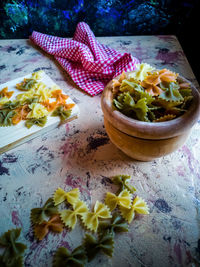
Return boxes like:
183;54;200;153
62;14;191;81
112;63;193;122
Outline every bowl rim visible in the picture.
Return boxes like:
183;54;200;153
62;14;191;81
101;73;200;140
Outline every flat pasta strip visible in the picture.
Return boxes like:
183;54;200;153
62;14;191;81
105;190;132;211
53;188;80;206
120;196;149;223
60;200;88;229
81;201;111;232
34;214;63;240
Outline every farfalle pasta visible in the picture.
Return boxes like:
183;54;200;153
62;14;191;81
0;87;14;99
53;245;87;267
105;190;132;211
28;177;149;265
0;228;27;267
0;71;76;128
30;198;58;225
34;214;63;240
60;200;88;229
53;188;80;206
113;63;193;122
84;233;114;261
81;201;111;232
120;196;149;223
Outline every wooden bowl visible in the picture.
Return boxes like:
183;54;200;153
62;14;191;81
101;74;200;161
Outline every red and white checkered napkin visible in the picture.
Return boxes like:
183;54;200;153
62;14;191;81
30;22;139;96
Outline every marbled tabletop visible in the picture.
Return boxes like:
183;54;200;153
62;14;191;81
0;36;199;267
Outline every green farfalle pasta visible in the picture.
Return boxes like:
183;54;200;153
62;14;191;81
84;232;114;261
0;100;21;110
0;109;16;126
21;97;39;105
0;255;23;267
16;78;37;91
25;116;47;128
98;213;129;236
51;106;72;122
158;82;183;102
113;65;193;122
53;245;87;267
30;197;58;224
0;228;27;267
112;175;136;195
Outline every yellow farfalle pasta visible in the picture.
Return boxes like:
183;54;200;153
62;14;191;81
34;82;52;102
105;190;132;211
129;63;155;81
16;89;36;102
82;201;111;232
60;200;88;229
0;96;9;105
53;188;80;206
27;103;49;119
120;196;149;223
32;70;44;80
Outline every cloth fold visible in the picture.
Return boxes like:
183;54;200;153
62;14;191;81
30;22;139;96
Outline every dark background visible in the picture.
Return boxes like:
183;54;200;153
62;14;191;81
0;0;199;82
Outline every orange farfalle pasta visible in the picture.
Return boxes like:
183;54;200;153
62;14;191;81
51;90;69;104
34;214;64;240
41;99;58;112
12;104;30;125
63;103;75;110
141;69;178;96
0;87;14;99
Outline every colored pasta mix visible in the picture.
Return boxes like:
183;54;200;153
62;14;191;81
0;71;75;128
113;63;193;122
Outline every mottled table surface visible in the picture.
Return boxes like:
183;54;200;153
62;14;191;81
0;36;200;267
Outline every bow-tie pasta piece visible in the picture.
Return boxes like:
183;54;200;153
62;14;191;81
120;196;149;223
30;198;58;225
0;87;14;99
112;175;136;194
105;190;132;211
53;245;87;267
34;214;64;240
98;213;129;236
82;201;111;232
84;232;114;262
53;188;80;206
60;200;88;229
0;228;27;266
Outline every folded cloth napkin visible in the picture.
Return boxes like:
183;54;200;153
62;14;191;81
30;22;139;96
